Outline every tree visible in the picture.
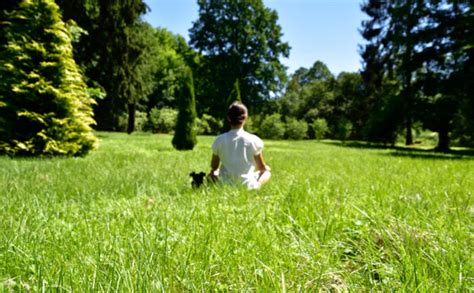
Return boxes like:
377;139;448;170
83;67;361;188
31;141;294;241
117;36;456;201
259;114;285;139
189;0;290;116
56;0;149;132
359;0;396;143
172;68;197;150
227;79;241;104
0;1;20;45
454;2;474;146
0;0;97;156
416;1;474;150
285;118;308;140
279;61;335;122
332;72;370;139
221;79;242;131
361;0;428;145
360;0;474;149
144;28;197;112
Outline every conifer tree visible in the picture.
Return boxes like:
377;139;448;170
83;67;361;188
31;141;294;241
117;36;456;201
0;0;97;156
56;0;149;132
172;68;197;150
227;79;241;104
222;79;241;131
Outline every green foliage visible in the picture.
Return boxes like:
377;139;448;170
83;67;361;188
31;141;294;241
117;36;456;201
56;0;150;131
285;61;334;95
172;69;197;150
278;60;342;139
195;114;223;135
0;0;97;156
333;72;371;139
227;79;241;103
360;1;474;149
146;107;178;133
285;118;308;140
334;119;353;141
244;114;262;134
278;62;375;141
194;117;209;135
363;84;403;145
222;79;243;131
259;114;285;139
118;111;148;132
190;0;290;115
144;28;197;112
311;118;329;140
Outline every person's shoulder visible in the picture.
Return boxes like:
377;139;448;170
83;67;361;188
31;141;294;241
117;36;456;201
215;131;229;139
213;131;230;144
242;130;263;144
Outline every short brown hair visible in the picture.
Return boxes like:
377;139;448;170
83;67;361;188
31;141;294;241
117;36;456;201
227;101;248;125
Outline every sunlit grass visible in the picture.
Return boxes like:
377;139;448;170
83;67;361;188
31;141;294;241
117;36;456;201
1;132;472;290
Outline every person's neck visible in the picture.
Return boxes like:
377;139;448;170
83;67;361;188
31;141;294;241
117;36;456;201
230;125;244;130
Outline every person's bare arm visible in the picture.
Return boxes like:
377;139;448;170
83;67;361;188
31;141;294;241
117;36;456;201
254;153;271;184
209;154;220;178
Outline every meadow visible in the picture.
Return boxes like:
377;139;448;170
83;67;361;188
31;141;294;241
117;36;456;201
1;132;473;291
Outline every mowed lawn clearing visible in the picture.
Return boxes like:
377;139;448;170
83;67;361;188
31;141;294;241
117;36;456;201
1;132;472;291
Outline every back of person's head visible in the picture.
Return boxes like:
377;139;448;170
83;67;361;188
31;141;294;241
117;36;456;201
227;101;248;126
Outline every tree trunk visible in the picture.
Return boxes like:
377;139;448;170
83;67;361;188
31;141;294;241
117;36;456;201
405;116;413;145
436;130;450;152
127;102;135;134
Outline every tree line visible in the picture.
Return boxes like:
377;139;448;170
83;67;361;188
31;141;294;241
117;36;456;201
1;0;473;155
360;0;474;151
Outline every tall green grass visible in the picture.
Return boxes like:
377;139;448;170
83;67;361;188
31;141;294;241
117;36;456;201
1;132;472;291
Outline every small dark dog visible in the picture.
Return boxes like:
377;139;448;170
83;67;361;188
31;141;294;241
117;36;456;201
190;171;217;188
190;171;206;188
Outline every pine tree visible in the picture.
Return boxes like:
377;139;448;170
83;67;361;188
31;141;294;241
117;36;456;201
227;79;241;104
55;0;149;132
222;79;242;131
360;0;426;145
172;68;197;150
0;0;97;156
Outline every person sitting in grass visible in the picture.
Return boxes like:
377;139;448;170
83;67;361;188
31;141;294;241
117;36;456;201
208;101;271;189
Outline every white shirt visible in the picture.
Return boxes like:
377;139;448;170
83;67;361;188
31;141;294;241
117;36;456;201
212;128;264;189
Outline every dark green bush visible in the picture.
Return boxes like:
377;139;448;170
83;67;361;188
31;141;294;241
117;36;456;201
259;114;285;139
119;111;148;132
334;119;353;141
285;118;308;140
311;118;329;140
146;107;177;133
199;114;223;135
172;68;197;150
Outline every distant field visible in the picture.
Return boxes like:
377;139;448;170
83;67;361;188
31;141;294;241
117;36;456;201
1;132;473;291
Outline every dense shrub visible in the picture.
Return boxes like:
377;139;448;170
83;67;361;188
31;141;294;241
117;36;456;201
311;118;329;140
172;68;197;150
244;114;262;135
259;114;285;139
334;119;353;141
285;118;308;140
195;116;210;135
147;107;177;133
119;111;148;132
363;92;403;144
0;0;97;156
134;111;148;132
200;114;223;135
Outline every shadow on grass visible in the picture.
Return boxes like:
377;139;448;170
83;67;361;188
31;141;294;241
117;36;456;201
321;140;474;160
